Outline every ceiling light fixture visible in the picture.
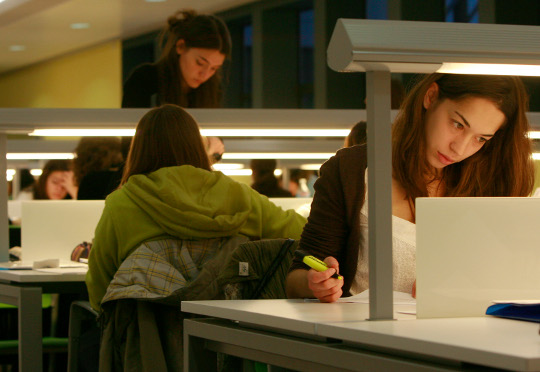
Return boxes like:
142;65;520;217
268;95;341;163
222;153;334;160
7;153;74;160
29;128;350;137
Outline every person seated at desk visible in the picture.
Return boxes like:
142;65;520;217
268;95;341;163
250;159;293;198
344;120;367;148
86;104;307;311
286;73;535;302
33;159;78;200
74;136;124;200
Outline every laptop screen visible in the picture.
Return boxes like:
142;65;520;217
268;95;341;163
416;197;540;318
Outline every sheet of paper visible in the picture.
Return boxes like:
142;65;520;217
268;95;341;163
34;267;88;274
336;290;416;304
304;290;416;305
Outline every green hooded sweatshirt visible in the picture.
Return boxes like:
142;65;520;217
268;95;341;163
86;165;307;310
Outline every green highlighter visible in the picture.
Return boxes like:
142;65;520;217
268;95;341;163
294;250;343;280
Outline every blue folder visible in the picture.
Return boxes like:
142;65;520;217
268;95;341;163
486;303;540;323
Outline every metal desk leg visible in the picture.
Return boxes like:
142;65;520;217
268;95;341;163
184;319;218;372
18;286;43;372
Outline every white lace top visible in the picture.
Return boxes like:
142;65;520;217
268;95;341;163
350;171;416;295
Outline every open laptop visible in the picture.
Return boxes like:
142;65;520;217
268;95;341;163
1;200;105;269
416;197;540;318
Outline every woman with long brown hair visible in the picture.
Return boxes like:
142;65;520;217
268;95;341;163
122;9;231;109
86;104;306;311
286;73;535;302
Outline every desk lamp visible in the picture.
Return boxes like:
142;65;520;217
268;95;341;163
327;19;540;320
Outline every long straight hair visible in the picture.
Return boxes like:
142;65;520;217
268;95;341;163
392;73;534;204
121;104;211;185
156;9;232;108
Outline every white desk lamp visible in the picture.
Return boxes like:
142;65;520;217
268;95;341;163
327;19;540;320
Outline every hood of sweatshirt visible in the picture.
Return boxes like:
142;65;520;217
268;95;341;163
121;165;255;239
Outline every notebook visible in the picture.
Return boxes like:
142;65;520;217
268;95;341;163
16;200;105;267
416;197;540;319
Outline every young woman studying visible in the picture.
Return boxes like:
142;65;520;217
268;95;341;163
286;73;535;303
86;104;307;311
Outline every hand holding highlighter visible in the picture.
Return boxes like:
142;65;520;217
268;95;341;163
294;250;343;280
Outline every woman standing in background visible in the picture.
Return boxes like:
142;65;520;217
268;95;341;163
122;9;230;162
122;9;231;109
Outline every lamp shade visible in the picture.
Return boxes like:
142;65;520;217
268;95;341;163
327;19;540;75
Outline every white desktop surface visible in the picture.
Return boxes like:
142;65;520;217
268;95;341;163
182;299;540;371
317;317;540;371
182;299;415;336
0;267;87;372
0;267;87;283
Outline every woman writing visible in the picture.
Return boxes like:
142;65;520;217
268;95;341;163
86;104;307;311
286;73;535;302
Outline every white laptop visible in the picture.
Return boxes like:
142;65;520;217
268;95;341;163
7;200;105;268
416;197;540;318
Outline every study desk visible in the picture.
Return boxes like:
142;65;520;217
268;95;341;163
182;299;540;371
0;268;87;372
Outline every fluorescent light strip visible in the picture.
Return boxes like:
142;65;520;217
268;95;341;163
7;153;74;160
300;164;323;171
30;129;135;137
222;153;335;160
220;169;252;176
532;153;540;160
27;128;540;139
438;63;540;77
30;129;350;137
200;129;350;137
211;163;245;171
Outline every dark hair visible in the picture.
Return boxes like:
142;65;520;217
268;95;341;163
391;78;406;110
250;159;292;198
33;159;72;200
19;169;35;191
344;121;367;147
121;104;211;185
392;73;534;206
156;9;232;108
73;137;122;185
250;159;277;180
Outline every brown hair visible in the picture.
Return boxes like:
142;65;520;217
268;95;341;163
392;73;534;207
73;137;122;185
33;159;73;200
121;104;211;185
344;121;367;148
156;9;232;108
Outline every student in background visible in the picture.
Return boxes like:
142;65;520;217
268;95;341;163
286;73;535;303
122;9;231;109
122;9;229;164
74;137;124;200
15;169;36;200
250;159;293;198
33;159;77;200
86;104;306;311
345;79;405;148
344;120;367;148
